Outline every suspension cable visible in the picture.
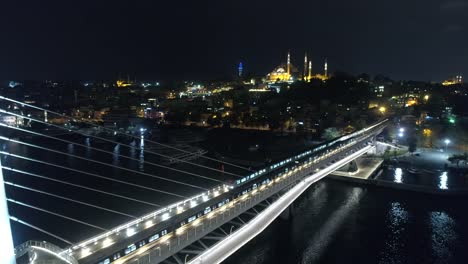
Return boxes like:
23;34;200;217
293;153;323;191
0;134;219;188
2;166;160;207
10;216;74;245
0;95;252;172
0;151;188;198
5;181;136;219
0;107;244;177
0;124;226;183
8;198;108;231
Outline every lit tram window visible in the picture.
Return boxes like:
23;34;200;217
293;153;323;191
188;215;197;223
149;234;160;242
125;244;137;255
98;258;110;264
113;253;121;260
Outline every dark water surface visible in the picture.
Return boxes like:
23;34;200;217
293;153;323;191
225;179;468;264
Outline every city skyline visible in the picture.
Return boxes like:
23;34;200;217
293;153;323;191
0;0;466;81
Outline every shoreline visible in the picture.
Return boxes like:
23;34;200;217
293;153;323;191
328;171;468;196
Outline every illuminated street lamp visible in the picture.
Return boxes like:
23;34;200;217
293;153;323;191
444;139;451;152
379;106;386;114
399;128;405;133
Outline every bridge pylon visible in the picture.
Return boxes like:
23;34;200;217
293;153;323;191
0;158;16;264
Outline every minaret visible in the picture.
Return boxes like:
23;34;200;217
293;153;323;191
303;53;308;81
324;58;328;78
308;60;312;81
238;62;243;78
287;51;291;76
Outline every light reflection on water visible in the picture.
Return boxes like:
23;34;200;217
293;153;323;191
139;137;145;171
430;211;456;263
439;172;448;190
85;137;91;157
112;144;120;166
379;202;408;264
301;188;364;264
394;168;403;183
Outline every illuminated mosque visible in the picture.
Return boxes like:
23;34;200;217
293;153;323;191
266;51;329;84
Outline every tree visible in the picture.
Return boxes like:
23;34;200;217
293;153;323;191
323;127;341;140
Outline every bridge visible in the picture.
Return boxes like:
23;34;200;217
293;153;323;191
0;96;387;264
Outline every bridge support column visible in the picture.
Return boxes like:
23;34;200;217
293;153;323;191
279;203;296;220
0;158;16;264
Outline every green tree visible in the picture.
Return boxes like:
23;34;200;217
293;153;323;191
323;127;341;140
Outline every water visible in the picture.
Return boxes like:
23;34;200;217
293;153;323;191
378;166;468;189
224;179;468;264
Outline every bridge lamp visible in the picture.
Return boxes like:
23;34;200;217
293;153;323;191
176;206;184;213
145;220;154;228
126;227;136;237
190;200;198;208
102;238;113;248
444;139;451;152
398;132;404;138
81;248;91;258
213;190;220;196
162;212;170;221
399;128;405;133
202;195;209;202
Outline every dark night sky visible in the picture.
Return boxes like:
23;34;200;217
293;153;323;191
0;0;467;81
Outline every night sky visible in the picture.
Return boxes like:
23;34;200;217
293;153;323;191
0;0;467;81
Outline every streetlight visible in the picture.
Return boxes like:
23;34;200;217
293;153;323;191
379;106;386;114
444;139;451;152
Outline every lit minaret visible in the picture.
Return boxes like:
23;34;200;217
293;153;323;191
308;60;312;81
287;51;291;76
238;62;243;77
324;58;328;78
303;53;308;81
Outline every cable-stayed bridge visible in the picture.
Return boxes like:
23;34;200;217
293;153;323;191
0;96;387;264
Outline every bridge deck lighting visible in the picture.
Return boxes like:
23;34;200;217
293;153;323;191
126;228;136;237
190;201;198;208
145;220;154;229
192;219;201;226
80;248;91;258
161;213;170;221
102;238;113;248
176;227;186;235
206;212;215;219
